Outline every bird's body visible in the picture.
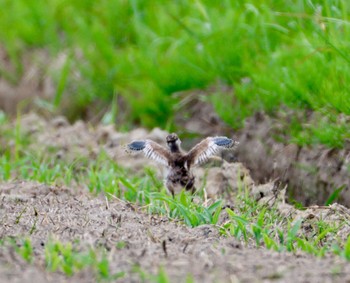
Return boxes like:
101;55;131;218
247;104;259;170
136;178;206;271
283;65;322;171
125;133;239;196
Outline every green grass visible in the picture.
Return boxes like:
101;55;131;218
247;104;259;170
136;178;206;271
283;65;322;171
220;192;340;258
0;1;350;146
44;239;125;280
1;237;125;281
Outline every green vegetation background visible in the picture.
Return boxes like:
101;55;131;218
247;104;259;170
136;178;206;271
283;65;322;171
1;0;349;146
2;1;350;277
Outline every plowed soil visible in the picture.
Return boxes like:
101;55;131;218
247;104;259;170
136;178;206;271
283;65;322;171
1;181;350;283
0;114;349;282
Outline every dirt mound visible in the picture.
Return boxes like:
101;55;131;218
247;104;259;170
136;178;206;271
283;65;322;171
238;111;350;206
173;94;350;206
1;181;350;283
252;182;350;243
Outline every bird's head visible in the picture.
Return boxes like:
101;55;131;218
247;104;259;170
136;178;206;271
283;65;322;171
166;133;181;152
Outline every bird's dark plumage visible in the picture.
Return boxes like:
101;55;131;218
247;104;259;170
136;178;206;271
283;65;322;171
212;137;234;148
125;133;239;196
128;141;146;151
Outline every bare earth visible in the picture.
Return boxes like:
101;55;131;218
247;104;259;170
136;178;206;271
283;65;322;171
1;181;350;283
0;114;350;282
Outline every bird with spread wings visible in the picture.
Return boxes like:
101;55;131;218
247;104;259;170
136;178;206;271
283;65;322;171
125;133;239;196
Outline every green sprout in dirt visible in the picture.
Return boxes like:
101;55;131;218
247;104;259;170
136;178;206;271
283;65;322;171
220;191;344;259
44;239;124;280
17;238;33;263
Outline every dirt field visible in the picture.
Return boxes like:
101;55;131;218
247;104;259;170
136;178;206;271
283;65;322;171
1;181;350;283
0;114;350;282
0;23;349;281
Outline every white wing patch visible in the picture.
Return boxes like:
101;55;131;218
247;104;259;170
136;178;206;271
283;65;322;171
142;141;169;166
126;140;170;167
192;137;239;166
194;140;221;165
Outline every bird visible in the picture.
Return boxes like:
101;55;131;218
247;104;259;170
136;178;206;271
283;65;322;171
125;133;239;196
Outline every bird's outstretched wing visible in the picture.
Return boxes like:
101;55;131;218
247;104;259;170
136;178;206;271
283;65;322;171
186;136;239;167
125;139;171;167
